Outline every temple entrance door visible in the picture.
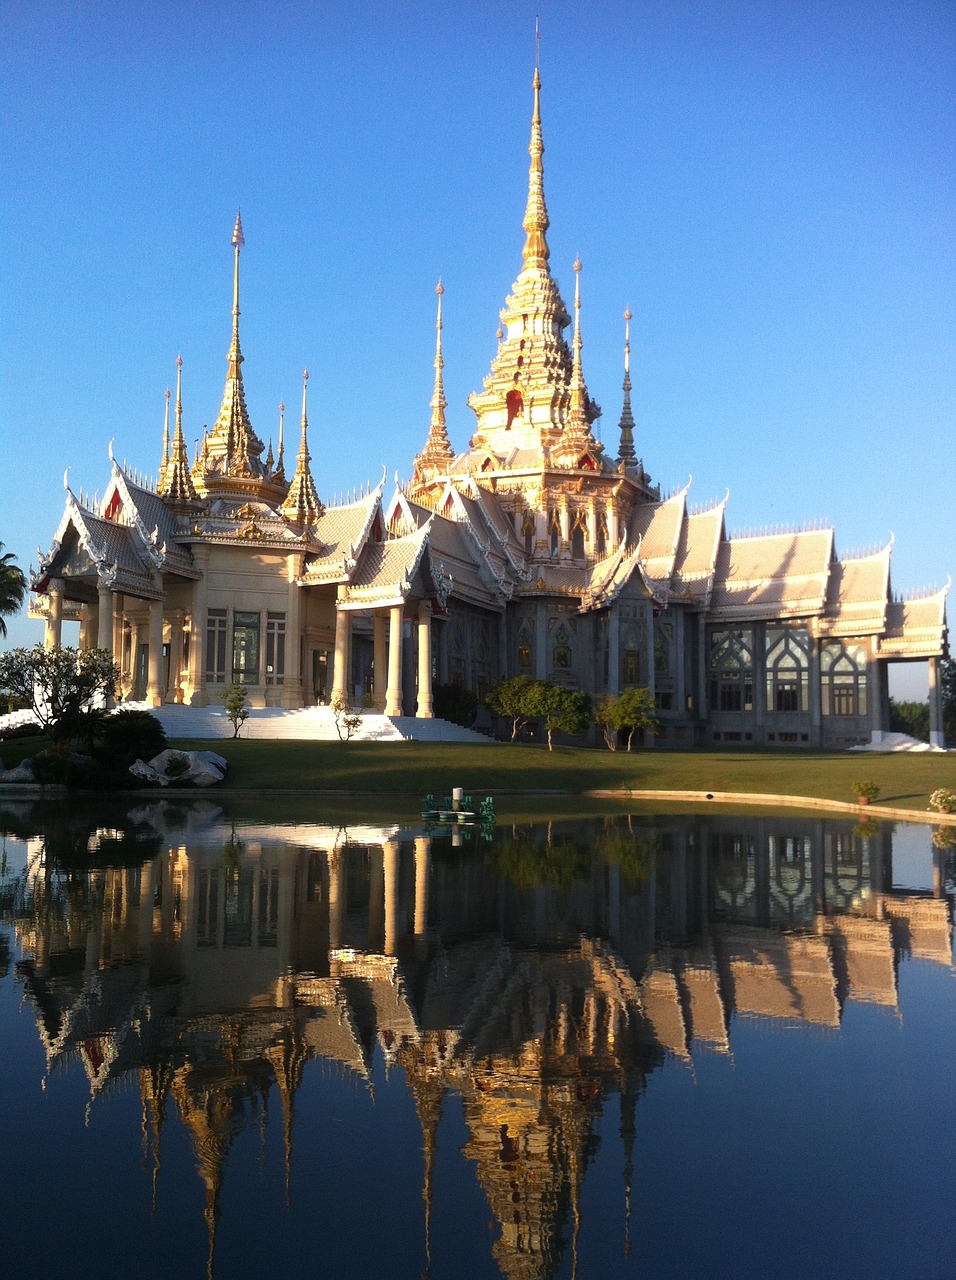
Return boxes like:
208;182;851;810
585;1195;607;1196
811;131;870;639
133;643;149;701
312;649;330;704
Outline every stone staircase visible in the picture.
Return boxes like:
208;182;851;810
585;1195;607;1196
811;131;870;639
126;702;492;744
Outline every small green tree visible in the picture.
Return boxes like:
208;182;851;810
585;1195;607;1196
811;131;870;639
595;688;659;751
331;692;362;741
0;644;117;747
485;674;539;740
529;681;591;751
219;682;249;738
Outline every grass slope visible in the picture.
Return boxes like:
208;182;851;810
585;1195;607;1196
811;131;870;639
2;736;952;813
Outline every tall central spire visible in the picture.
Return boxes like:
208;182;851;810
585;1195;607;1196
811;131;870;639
199;211;267;486
521;66;551;271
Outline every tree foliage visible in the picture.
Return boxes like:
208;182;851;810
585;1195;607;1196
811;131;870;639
528;681;591;751
219;682;250;738
594;687;659;751
942;658;956;745
0;542;26;639
0;644;117;746
485;675;538;740
889;698;929;743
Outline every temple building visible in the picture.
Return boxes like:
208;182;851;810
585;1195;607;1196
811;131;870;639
30;64;949;748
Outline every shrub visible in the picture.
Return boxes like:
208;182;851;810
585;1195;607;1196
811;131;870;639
97;709;167;766
852;779;880;802
433;681;478;728
928;788;956;815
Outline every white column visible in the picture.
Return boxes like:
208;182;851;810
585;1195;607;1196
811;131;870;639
97;581;113;651
187;546;209;706
331;596;351;706
166;610;185;703
416;601;433;718
147;596;164;707
929;656;945;748
283;553;303;708
373;612;388;711
385;604;404;716
45;578;63;649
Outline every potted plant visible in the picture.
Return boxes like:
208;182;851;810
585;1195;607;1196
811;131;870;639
852;779;880;806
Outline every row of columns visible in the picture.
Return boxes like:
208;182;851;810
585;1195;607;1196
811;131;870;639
331;599;435;718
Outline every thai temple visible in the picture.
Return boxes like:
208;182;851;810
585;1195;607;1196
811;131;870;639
30;62;949;748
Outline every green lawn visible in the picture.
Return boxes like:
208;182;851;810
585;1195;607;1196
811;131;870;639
2;735;953;815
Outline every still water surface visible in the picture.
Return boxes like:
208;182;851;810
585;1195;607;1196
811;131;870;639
0;798;953;1280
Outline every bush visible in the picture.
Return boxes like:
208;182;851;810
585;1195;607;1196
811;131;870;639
928;788;956;815
96;709;167;766
852;779;880;802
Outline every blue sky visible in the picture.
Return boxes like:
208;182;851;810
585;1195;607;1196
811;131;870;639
1;1;953;698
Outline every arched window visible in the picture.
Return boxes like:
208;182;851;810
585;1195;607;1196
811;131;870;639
553;623;572;670
548;509;561;557
709;629;754;712
765;625;810;712
521;512;535;555
571;510;587;560
821;641;868;717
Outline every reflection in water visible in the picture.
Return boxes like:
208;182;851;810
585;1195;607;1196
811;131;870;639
1;801;953;1280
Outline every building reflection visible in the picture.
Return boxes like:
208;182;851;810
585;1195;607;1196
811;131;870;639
3;805;953;1280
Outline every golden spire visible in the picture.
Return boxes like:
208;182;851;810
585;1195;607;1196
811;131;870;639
411;281;456;492
275;401;286;479
200;211;267;484
521;58;551;271
617;307;637;467
279;369;324;525
569;258;585;416
164;355;200;505
160;386;171;488
431;279;448;433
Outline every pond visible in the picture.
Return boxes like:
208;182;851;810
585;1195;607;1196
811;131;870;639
0;797;953;1280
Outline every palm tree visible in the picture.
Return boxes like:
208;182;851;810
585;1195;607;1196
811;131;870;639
0;542;27;638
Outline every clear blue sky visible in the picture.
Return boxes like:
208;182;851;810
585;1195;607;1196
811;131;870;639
1;1;953;698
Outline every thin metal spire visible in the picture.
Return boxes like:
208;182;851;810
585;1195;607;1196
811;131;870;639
618;307;637;466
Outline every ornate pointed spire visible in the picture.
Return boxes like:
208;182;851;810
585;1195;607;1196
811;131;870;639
160;386;171;488
552;259;603;468
617;307;637;467
275;401;286;480
164;356;199;505
410;281;456;493
200;212;267;485
521;58;551;271
279;369;324;525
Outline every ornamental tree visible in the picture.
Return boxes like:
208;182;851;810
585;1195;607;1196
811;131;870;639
0;644;118;747
485;674;539;740
529;681;592;752
595;687;659;752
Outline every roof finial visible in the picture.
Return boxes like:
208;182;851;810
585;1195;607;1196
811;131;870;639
164;356;199;505
431;280;448;434
279;368;324;526
521;46;551;270
410;281;456;489
618;307;637;467
568;257;585;416
230;210;244;360
276;400;286;479
160;385;171;487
